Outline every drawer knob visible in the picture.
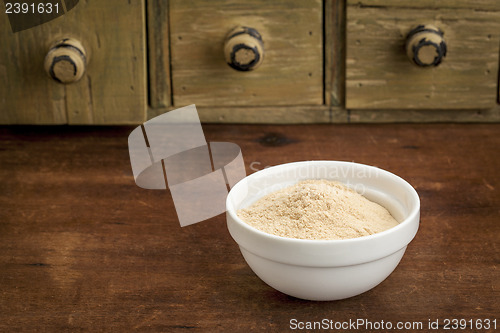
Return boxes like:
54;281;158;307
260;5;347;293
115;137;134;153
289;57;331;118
224;26;264;71
44;38;87;83
406;25;446;67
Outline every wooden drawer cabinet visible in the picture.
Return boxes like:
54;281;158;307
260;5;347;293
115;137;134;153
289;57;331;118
1;0;499;124
346;0;500;110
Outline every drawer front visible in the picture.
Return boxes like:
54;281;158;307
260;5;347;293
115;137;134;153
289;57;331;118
0;0;146;124
346;1;500;109
169;0;323;107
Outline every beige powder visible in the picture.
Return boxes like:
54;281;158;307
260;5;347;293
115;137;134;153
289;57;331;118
237;179;398;240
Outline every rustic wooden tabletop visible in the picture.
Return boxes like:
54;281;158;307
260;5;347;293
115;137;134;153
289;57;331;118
0;124;498;332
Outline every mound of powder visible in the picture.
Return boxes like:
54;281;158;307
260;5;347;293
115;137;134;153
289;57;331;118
237;179;398;240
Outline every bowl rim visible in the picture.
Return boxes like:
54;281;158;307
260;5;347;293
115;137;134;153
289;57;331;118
226;160;420;245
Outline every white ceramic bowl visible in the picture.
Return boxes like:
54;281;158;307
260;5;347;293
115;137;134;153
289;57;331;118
226;161;420;301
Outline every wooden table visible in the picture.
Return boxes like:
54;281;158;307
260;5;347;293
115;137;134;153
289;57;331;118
1;124;498;332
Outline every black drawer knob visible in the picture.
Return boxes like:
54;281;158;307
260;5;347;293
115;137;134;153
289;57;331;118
406;25;446;67
224;26;264;71
44;38;87;83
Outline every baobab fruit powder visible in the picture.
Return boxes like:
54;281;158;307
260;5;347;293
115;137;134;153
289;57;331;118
237;179;398;240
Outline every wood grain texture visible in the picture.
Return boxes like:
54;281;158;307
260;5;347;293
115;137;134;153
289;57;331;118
0;0;147;124
168;0;323;106
351;0;500;11
346;4;500;109
147;0;172;108
148;105;335;124
324;0;345;106
197;105;333;123
148;105;500;124
0;124;498;331
349;107;500;123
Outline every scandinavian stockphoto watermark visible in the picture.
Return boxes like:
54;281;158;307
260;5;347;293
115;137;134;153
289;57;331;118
249;160;382;196
289;318;497;331
128;105;246;227
3;0;80;32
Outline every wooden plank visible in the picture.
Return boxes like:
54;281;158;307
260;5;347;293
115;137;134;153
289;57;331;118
0;0;147;124
348;0;500;11
346;6;500;109
169;0;323;106
147;0;172;108
198;105;332;123
148;105;335;124
0;124;499;330
349;107;500;123
325;0;345;106
148;105;500;124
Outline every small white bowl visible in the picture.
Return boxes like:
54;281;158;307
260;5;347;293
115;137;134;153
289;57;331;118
226;161;420;301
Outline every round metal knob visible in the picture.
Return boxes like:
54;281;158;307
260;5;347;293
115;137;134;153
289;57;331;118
406;25;447;67
44;38;87;83
224;26;264;71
